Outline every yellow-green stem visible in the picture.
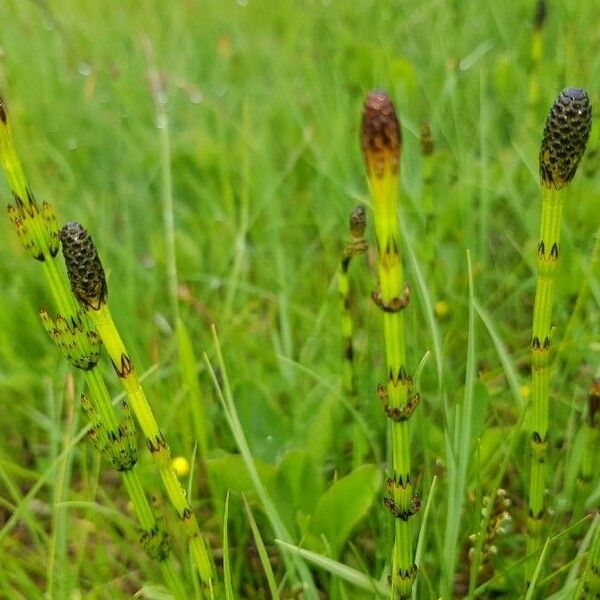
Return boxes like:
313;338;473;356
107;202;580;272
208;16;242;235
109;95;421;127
89;303;213;587
527;86;591;582
0;97;187;599
362;92;416;599
527;187;562;563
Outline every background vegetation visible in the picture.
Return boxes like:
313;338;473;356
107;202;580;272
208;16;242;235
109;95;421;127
0;0;598;598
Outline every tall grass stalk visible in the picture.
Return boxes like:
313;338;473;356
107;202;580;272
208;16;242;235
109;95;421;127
47;376;76;598
442;251;477;597
143;41;210;458
275;540;389;597
204;324;318;598
527;88;592;574
0;96;187;598
59;221;214;590
361;90;419;598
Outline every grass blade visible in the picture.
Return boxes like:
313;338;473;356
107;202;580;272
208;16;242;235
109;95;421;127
204;324;318;599
275;540;389;597
223;492;234;600
243;494;281;600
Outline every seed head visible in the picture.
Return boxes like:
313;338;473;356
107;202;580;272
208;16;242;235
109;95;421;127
60;221;107;311
539;88;592;189
361;90;402;179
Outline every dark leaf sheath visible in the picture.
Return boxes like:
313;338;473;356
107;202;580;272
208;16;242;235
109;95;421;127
539;87;592;189
60;221;107;311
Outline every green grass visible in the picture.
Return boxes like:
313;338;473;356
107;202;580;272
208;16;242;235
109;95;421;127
0;1;599;598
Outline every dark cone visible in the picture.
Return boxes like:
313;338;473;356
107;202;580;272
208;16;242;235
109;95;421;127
361;91;402;179
349;204;366;238
60;221;107;311
539;88;592;189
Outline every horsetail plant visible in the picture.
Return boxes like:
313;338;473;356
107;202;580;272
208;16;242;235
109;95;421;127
0;95;188;599
338;204;368;397
39;309;188;600
59;221;213;589
361;90;419;599
527;88;592;570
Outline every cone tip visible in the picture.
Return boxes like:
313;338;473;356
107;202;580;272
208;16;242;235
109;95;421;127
361;90;401;179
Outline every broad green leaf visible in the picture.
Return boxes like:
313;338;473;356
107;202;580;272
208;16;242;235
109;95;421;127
306;464;381;558
306;395;340;465
205;452;275;500
269;448;324;537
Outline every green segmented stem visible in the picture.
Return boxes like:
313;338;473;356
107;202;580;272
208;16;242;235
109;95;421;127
338;204;368;396
0;99;75;315
0;97;186;599
361;91;418;599
60;222;213;588
527;88;592;572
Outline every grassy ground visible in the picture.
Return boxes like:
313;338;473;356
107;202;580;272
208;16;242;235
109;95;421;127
0;1;599;598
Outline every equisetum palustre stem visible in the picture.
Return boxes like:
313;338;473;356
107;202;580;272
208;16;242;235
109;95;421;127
527;87;591;574
361;91;420;599
0;95;189;598
60;221;213;588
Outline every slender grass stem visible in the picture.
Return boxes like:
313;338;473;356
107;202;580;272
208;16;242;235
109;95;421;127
143;38;180;324
527;88;591;577
361;91;418;599
205;324;319;598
